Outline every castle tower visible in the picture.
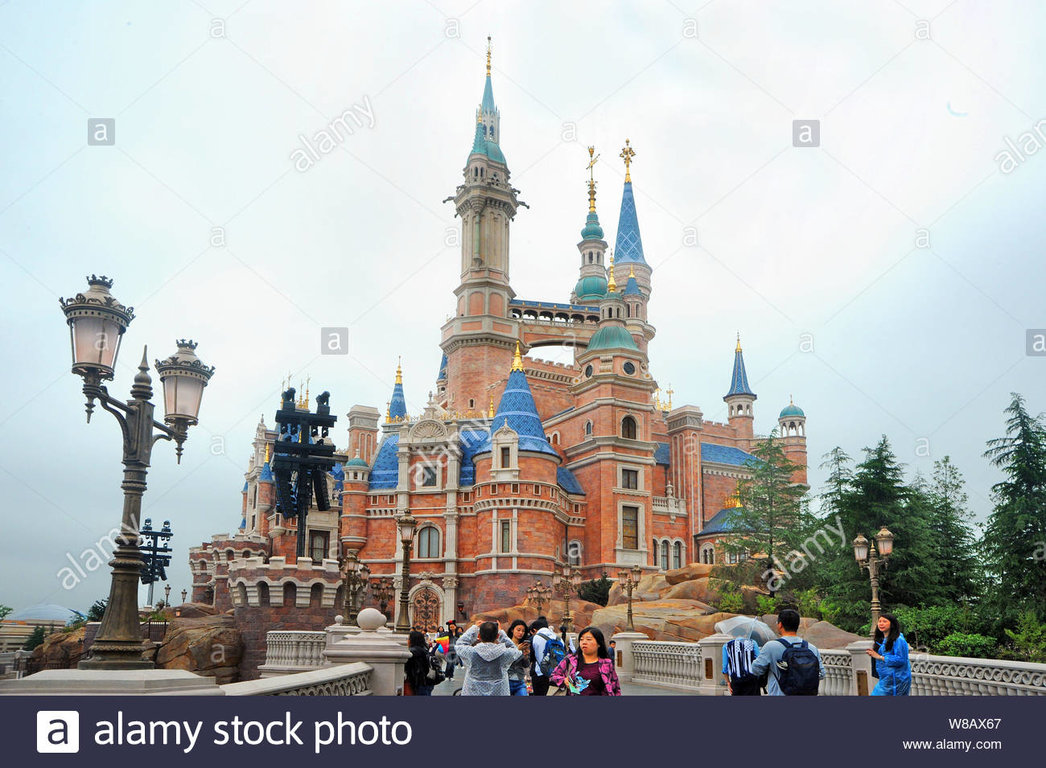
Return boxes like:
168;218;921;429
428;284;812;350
724;334;756;442
441;38;522;413
778;397;808;485
612;140;655;351
572;146;609;304
387;359;407;422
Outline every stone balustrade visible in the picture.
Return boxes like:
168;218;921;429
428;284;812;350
623;637;1046;696
258;631;328;677
223;662;373;696
632;640;704;691
911;653;1046;695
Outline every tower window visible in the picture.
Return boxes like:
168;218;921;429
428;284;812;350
622;468;638;490
421;465;437;487
584;420;593;436
622;506;639;550
500;446;510;468
673;541;683;569
621;415;637;440
623;361;636;375
417;526;441;558
309;530;329;562
500;520;512;553
660;540;669;570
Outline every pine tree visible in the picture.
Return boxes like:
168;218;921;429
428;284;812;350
983;393;1046;620
721;431;807;594
925;456;981;603
23;625;46;651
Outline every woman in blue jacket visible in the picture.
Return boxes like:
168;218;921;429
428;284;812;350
867;613;911;695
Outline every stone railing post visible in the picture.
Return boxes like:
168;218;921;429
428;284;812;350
847;640;874;696
326;615;360;651
323;608;411;696
610;631;647;683
698;633;731;696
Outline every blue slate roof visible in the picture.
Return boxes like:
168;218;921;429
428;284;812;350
476;369;557;457
389;380;407;420
458;428;488;487
655;442;671;466
242;480;248;493
701;443;759;467
701;508;745;535
437;354;448;381
725;347;756;398
623;275;641;296
369;435;400;490
614;181;647;264
259;461;274;483
557;466;585;495
330;463;344;493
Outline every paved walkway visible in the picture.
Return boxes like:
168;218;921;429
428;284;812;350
432;677;689;696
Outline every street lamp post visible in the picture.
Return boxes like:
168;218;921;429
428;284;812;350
394;512;418;632
139;518;173;606
340;549;371;626
853;527;895;638
553;566;582;634
370;577;394;622
60;276;213;670
617;565;643;632
163;584;171;608
526;581;551;617
180;589;187;605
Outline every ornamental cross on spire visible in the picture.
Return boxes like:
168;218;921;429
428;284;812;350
586;146;599;212
486;35;492;76
620;139;636;182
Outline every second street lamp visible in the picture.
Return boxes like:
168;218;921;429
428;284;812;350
617;565;643;632
60;276;214;670
853;526;895;638
340;549;371;626
394;512;418;632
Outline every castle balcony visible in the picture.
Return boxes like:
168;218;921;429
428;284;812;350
227;556;342;608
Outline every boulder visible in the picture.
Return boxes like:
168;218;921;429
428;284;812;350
472;599;602;633
800;620;863;650
155;615;243;684
636;573;671;601
32;626;85;669
172;602;217;619
661;577;716;602
663;563;715;585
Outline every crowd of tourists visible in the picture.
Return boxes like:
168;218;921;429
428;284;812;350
403;616;621;696
405;608;913;697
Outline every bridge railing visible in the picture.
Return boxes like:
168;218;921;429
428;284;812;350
257;630;327;677
223;662;372;696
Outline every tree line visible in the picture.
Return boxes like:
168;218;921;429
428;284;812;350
715;392;1046;662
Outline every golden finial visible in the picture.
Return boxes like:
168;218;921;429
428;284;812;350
736;333;742;353
726;489;742;508
607;252;617;293
488;395;495;418
386;400;391;423
620;139;635;183
486;35;492;76
303;376;310;409
586;146;599;213
511;341;524;371
395;357;403;385
296;380;304;408
666;385;674;410
264;443;270;465
629;265;635;279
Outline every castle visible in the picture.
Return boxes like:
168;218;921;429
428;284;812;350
190;44;808;650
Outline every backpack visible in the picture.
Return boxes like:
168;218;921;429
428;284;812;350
539;635;567;676
775;638;820;695
425;650;446;685
724;638;764;695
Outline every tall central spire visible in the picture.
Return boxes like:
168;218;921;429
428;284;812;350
478;35;500;146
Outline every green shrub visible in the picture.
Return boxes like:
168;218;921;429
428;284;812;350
797;589;822;620
1001;612;1046;663
577;576;613;607
893;605;990;652
718;592;744;613
755;595;778;615
936;632;998;659
23;626;46;651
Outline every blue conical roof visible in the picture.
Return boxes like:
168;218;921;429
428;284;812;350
259;460;274;483
614;181;647;264
437;354;448;382
481;75;496;113
389;380;407;420
623;275;641;295
725;344;756;399
478;369;557;457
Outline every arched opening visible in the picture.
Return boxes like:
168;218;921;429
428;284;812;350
417;526;441;559
660;540;669;571
257;582;270;607
672;541;683;570
310;583;324;607
621;415;637;440
236;583;247;607
282;582;297;607
584;421;593;436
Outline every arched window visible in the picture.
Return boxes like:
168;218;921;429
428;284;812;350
621;415;637;440
660;539;669;571
701;545;715;565
584;421;593;436
652;540;659;567
568;539;582;567
417;526;441;559
672;541;683;570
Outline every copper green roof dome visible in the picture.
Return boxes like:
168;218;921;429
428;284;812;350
587;325;638;351
779;400;805;418
574;275;607;302
581;211;604;240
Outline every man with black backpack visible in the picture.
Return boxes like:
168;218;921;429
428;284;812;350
529;617;565;696
751;608;825;696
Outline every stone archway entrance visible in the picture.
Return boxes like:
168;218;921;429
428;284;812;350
410;587;441;632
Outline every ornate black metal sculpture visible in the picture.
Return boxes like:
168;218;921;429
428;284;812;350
271;388;337;559
139;518;173;606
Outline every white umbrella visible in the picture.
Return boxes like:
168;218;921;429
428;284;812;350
715;615;777;645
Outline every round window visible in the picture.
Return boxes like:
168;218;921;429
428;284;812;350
584;364;593;377
623;361;636;375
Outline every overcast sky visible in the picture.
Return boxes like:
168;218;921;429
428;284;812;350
1;0;1043;613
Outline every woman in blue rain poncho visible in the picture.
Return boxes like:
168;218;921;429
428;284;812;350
867;613;911;696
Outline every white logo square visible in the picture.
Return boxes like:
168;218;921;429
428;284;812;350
37;711;79;753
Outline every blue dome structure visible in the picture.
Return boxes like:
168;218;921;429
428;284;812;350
588;325;638;352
